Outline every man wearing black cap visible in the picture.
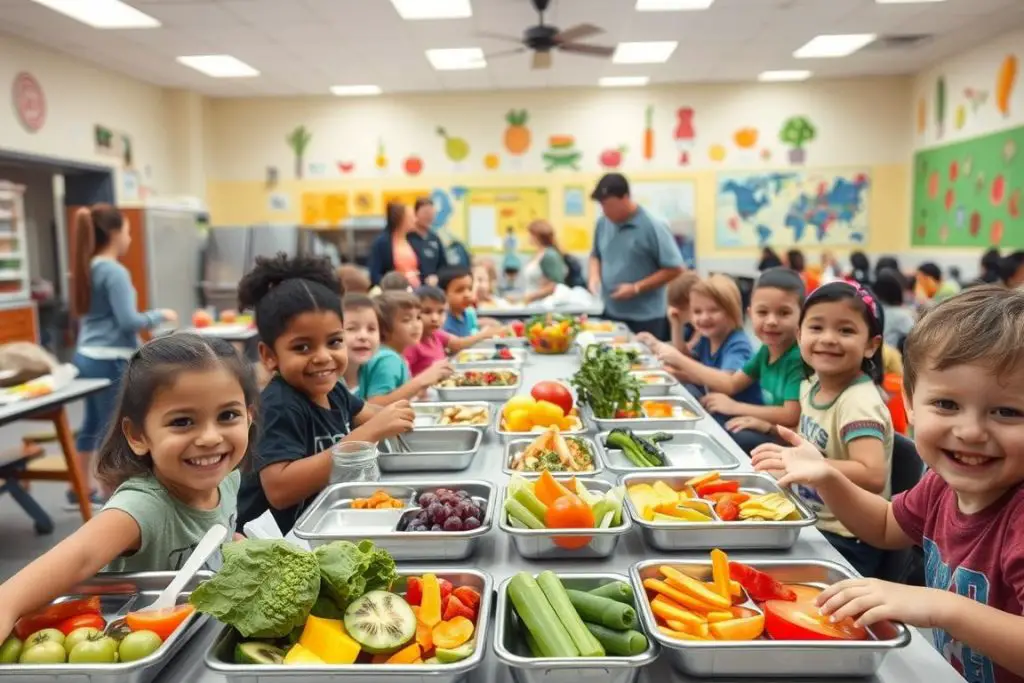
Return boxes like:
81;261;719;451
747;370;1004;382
589;173;685;340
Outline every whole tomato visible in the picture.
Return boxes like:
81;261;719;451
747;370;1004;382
57;613;106;635
530;381;573;415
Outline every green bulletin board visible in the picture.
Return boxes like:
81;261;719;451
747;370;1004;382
911;125;1023;247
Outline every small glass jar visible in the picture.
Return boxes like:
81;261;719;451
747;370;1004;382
330;441;380;484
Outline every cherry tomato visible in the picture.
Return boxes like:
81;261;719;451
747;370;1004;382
57;613;106;635
14;596;103;640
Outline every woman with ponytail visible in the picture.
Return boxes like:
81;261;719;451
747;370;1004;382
70;204;176;509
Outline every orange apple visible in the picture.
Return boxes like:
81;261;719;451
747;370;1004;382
192;310;213;328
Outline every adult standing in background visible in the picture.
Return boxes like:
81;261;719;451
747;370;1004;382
71;204;177;508
368;202;420;288
588;173;685;340
407;197;448;286
520;219;568;304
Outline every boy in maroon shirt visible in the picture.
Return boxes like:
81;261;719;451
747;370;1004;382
752;286;1024;683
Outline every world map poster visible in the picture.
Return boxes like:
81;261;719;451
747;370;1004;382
715;170;871;248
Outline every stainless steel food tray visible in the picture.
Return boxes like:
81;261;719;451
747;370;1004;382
502;437;604;478
412;401;493;434
630;370;678;397
499;478;631;560
596;429;742;474
435;370;523;402
579;320;632;340
493;412;589;444
493;572;658;683
587;395;703;432
0;571;211;683
292;480;495;560
379;427;482;472
630;558;910;678
475;336;529;348
623;472;816;550
452;347;527;369
206;568;493;683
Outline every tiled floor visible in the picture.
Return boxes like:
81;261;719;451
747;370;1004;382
0;401;88;582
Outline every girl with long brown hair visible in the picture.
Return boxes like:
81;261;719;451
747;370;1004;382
70;204;176;509
520;220;568;304
367;202;420;288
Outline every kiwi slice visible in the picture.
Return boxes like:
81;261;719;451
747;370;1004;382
343;590;417;655
234;641;286;664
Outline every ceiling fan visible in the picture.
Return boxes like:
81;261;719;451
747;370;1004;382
479;0;614;70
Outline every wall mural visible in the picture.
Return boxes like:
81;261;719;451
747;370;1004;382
503;109;531;158
643;105;655;163
598;145;627;170
935;77;947;140
403;155;423;176
996;54;1018;118
285;125;312;179
673;106;696;165
542;135;582;171
779;116;816;165
375;139;388;172
437;126;471;167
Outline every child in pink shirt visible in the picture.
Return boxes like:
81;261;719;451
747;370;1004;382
405;286;498;376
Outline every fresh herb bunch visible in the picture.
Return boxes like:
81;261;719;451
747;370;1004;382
570;344;641;419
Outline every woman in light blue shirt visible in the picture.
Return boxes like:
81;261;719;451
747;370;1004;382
71;205;176;508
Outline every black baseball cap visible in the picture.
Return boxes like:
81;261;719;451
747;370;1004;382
591;173;630;200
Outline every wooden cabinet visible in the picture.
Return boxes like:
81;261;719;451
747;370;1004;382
0;303;39;344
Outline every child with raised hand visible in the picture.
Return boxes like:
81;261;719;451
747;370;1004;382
235;254;414;535
405;286;499;377
754;287;1024;682
657;268;805;453
359;291;452;403
0;333;257;642
652;274;761;406
752;281;893;578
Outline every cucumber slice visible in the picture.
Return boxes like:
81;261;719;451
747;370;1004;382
435;642;475;663
343;591;417;655
234;641;286;664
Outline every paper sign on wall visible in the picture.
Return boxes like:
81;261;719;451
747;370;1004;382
381;189;430;209
301;192;349;225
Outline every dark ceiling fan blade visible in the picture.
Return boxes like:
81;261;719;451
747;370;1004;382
558;42;615;57
555;23;603;43
486;47;529;59
476;31;525;45
532;50;552;70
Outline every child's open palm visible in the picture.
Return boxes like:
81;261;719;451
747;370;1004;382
816;578;942;629
750;426;831;488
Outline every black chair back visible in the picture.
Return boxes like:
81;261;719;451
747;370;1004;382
877;434;925;584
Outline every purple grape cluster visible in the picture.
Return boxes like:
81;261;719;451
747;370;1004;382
404;488;483;532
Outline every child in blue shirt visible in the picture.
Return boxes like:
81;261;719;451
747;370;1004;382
438;266;480;336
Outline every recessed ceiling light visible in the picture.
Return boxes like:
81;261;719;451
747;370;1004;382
758;70;813;82
794;34;876;58
391;0;471;20
28;0;160;28
330;85;382;96
426;48;486;71
875;0;946;3
635;0;714;10
599;76;650;87
613;41;678;64
176;55;260;78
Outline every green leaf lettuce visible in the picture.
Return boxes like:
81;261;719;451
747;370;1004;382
314;540;398;611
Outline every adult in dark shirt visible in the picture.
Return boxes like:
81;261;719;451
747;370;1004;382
368;202;420;287
406;197;449;286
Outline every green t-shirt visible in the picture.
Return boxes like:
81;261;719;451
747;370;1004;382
103;470;240;573
539;247;568;284
741;343;803;406
357;346;411;399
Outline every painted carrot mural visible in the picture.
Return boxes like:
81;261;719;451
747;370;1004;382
996;55;1018;117
643;105;655;161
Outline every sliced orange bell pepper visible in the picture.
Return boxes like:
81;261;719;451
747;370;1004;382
419;574;442;627
710;549;731;600
651;595;705;628
432;616;474;650
658;626;709;641
659;566;732;610
386;642;422;664
684;472;720;489
666;619;710;638
643;578;719;613
708;614;765;641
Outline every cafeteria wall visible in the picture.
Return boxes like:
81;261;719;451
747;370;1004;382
204;77;913;271
0;34;179;202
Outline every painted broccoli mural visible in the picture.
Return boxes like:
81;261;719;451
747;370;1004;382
779;116;816;165
286;125;313;179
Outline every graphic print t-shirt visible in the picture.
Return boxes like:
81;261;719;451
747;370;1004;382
236;375;365;534
793;375;893;537
104;470;240;573
893;472;1024;683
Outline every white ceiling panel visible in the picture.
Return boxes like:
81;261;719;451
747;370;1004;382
0;0;1021;97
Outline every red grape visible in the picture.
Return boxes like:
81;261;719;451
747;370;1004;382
462;517;481;530
443;516;464;531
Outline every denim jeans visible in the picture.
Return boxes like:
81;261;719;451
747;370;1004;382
72;352;127;452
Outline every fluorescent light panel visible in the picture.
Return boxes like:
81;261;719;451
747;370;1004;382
177;55;259;78
29;0;160;28
875;0;946;3
794;33;876;58
391;0;471;20
613;41;678;64
599;76;650;87
758;70;812;82
635;0;715;10
330;85;382;96
426;48;486;70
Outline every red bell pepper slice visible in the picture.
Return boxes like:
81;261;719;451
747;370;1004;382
14;596;103;640
728;562;797;602
696;480;741;497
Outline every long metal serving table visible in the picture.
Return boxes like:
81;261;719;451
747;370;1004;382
156;352;964;683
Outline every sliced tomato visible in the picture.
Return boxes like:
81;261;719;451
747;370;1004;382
125;604;195;641
56;612;106;635
763;597;867;641
728;562;797;602
14;596;103;640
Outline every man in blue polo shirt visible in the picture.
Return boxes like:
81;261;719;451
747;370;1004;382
406;197;449;286
588;173;686;340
